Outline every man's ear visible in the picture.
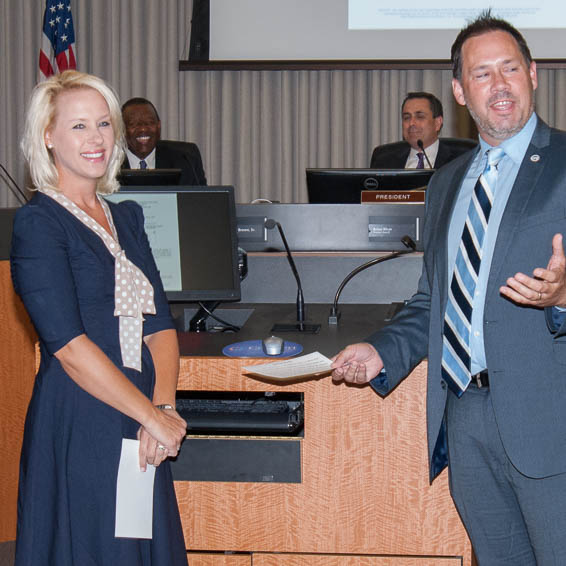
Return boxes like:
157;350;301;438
529;61;538;92
452;78;466;107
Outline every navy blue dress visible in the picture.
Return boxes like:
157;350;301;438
10;192;188;566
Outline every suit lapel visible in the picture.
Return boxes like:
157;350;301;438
155;144;177;169
434;141;449;168
397;146;411;168
486;120;551;293
155;146;166;169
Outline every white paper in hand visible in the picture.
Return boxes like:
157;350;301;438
115;438;155;539
243;351;332;381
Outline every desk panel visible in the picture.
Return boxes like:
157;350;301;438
254;555;463;566
188;554;250;566
0;262;36;542
175;355;471;562
236;203;424;252
239;253;422;304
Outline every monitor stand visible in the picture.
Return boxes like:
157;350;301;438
188;301;220;332
176;302;254;333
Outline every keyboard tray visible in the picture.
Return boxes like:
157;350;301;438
176;392;304;436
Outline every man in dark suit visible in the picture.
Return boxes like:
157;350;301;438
333;11;566;565
121;97;207;185
370;92;473;169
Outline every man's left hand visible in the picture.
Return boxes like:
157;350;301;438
500;233;566;308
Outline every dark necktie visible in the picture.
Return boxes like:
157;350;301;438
441;147;505;395
416;152;425;169
139;160;147;170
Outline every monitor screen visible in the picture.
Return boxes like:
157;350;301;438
118;168;182;186
306;168;434;204
106;186;241;303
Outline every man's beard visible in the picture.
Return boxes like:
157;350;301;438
466;90;534;142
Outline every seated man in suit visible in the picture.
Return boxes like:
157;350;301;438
121;97;207;185
370;92;473;169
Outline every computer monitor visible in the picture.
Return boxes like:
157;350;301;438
118;168;182;186
306;168;434;204
106;186;241;305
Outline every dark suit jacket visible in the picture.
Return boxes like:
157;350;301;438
370;138;476;169
122;140;207;186
367;118;566;482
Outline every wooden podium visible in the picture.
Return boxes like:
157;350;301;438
0;262;472;565
0;262;36;547
175;355;472;566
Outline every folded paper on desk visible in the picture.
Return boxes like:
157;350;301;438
243;352;332;381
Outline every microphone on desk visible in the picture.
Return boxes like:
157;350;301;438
265;218;320;334
416;140;434;169
328;235;417;325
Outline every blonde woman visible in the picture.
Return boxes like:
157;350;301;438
11;71;188;565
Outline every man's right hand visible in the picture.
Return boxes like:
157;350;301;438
331;343;384;385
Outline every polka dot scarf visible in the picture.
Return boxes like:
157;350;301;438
40;188;156;371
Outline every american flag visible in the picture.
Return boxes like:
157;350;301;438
38;0;77;80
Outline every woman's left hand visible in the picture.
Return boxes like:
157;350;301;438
137;409;184;470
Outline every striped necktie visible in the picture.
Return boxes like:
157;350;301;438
416;152;425;169
441;147;505;396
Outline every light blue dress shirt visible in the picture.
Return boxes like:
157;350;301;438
446;113;538;375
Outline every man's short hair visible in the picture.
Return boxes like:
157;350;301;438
121;97;160;122
401;92;443;119
451;9;533;81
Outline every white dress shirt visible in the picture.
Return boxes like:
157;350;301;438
125;147;156;169
404;139;439;169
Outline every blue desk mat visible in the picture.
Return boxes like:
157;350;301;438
222;339;303;358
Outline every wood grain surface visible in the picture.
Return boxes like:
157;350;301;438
187;553;251;566
176;357;472;563
0;262;36;542
253;555;462;566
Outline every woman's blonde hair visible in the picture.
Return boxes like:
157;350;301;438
21;70;125;195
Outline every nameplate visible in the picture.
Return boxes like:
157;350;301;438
361;190;425;204
237;216;267;242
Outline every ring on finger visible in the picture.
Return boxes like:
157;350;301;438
157;444;167;451
538;291;542;301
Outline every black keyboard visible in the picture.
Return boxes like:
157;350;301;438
176;397;304;435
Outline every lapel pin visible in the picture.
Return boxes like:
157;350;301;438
530;154;540;162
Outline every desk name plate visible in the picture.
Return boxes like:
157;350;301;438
361;189;425;204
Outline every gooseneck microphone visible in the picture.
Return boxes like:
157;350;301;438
416;140;434;169
265;218;320;333
328;235;417;325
